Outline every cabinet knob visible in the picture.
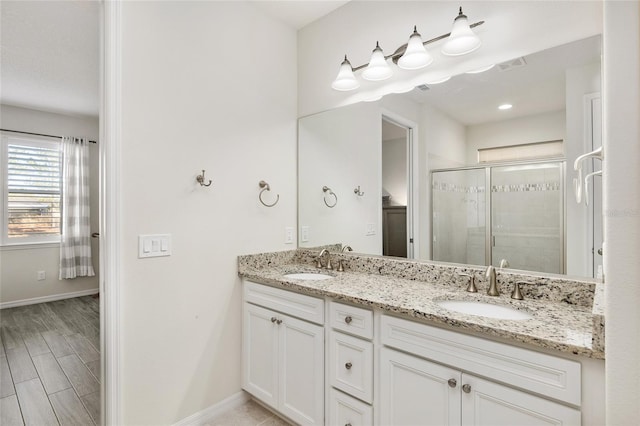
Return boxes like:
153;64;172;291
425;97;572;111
271;317;277;323
276;319;283;325
345;362;352;370
345;424;352;426
345;316;353;324
448;378;457;388
462;384;471;393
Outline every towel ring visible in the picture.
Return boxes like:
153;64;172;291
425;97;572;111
258;180;279;207
323;186;338;208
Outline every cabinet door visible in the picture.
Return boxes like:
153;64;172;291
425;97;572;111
461;374;581;426
379;347;461;426
279;313;324;425
242;303;279;409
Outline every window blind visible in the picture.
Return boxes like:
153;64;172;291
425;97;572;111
7;142;61;238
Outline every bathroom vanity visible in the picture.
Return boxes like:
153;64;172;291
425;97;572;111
238;249;605;425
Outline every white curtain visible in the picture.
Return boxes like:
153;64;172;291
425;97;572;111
59;137;95;279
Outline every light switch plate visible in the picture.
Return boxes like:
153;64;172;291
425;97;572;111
284;227;294;244
301;226;310;242
139;234;172;258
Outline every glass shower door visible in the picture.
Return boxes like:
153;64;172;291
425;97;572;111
490;162;564;274
432;168;486;267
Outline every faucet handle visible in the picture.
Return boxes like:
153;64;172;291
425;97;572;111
326;257;333;270
315;257;323;269
458;273;478;293
511;280;539;300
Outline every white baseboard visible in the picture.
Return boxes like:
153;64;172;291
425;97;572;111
173;391;250;426
0;288;99;309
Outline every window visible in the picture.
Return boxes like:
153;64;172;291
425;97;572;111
1;135;62;245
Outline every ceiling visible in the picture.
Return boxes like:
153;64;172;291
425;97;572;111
0;1;349;118
401;35;602;125
0;0;100;117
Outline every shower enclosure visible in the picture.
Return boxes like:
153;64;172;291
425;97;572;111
431;161;565;274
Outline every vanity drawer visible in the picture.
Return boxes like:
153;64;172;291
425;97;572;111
381;315;581;406
330;301;373;339
243;280;324;325
329;388;373;426
329;331;373;403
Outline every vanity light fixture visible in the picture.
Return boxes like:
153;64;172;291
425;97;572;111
498;103;513;110
331;6;484;91
441;7;483;56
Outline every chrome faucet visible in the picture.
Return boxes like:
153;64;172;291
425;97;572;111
499;259;510;269
341;245;353;252
485;265;500;296
316;249;333;270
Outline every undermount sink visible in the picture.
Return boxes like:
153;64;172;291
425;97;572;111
437;300;532;321
282;272;333;281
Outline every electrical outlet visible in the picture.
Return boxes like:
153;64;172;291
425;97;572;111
37;271;46;281
301;226;310;242
366;223;376;236
284;227;294;244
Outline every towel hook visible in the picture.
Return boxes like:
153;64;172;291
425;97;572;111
573;146;603;204
584;170;602;206
354;185;365;196
323;186;338;208
258;180;279;207
196;170;212;187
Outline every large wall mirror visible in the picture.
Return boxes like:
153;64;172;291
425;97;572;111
298;35;602;280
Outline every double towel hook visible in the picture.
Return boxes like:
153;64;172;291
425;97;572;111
258;180;279;207
196;170;212;187
573;146;603;204
323;186;338;208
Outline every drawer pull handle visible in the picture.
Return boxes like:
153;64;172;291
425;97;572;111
448;378;457;388
345;362;352;370
276;319;283;325
345;316;353;324
345;424;352;426
271;317;277;323
462;384;471;393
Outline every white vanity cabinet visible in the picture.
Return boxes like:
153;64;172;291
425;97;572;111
242;281;325;425
328;301;374;425
379;315;582;426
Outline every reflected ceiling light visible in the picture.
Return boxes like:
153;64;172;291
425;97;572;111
441;7;482;56
331;56;360;91
397;26;433;70
498;103;513;110
362;42;393;81
331;8;485;92
425;76;451;84
465;64;495;74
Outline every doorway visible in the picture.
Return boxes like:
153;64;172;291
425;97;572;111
381;116;415;258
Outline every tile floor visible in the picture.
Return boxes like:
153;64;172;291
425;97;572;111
204;399;291;426
0;296;100;425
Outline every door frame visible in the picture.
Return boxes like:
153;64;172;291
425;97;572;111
101;1;122;424
380;109;418;259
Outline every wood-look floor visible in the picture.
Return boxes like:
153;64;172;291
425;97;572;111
0;296;100;426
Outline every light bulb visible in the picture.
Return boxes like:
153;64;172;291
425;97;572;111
362;42;393;81
331;55;360;91
442;7;481;56
398;26;433;70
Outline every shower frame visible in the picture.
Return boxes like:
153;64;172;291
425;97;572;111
430;158;566;274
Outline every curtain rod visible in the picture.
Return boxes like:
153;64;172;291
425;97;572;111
0;128;97;144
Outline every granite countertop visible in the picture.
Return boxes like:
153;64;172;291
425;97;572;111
238;250;605;360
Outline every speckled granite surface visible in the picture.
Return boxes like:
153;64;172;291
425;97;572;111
238;249;605;359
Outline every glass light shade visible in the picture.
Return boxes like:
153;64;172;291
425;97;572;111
362;42;393;81
331;56;360;91
441;8;481;56
398;27;433;70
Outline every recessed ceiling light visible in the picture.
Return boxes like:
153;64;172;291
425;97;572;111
498;103;513;110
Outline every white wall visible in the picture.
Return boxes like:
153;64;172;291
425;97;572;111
298;1;602;117
0;104;99;304
299;102;381;253
118;2;297;424
382;137;407;205
603;1;640;423
465;110;566;164
565;62;601;277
